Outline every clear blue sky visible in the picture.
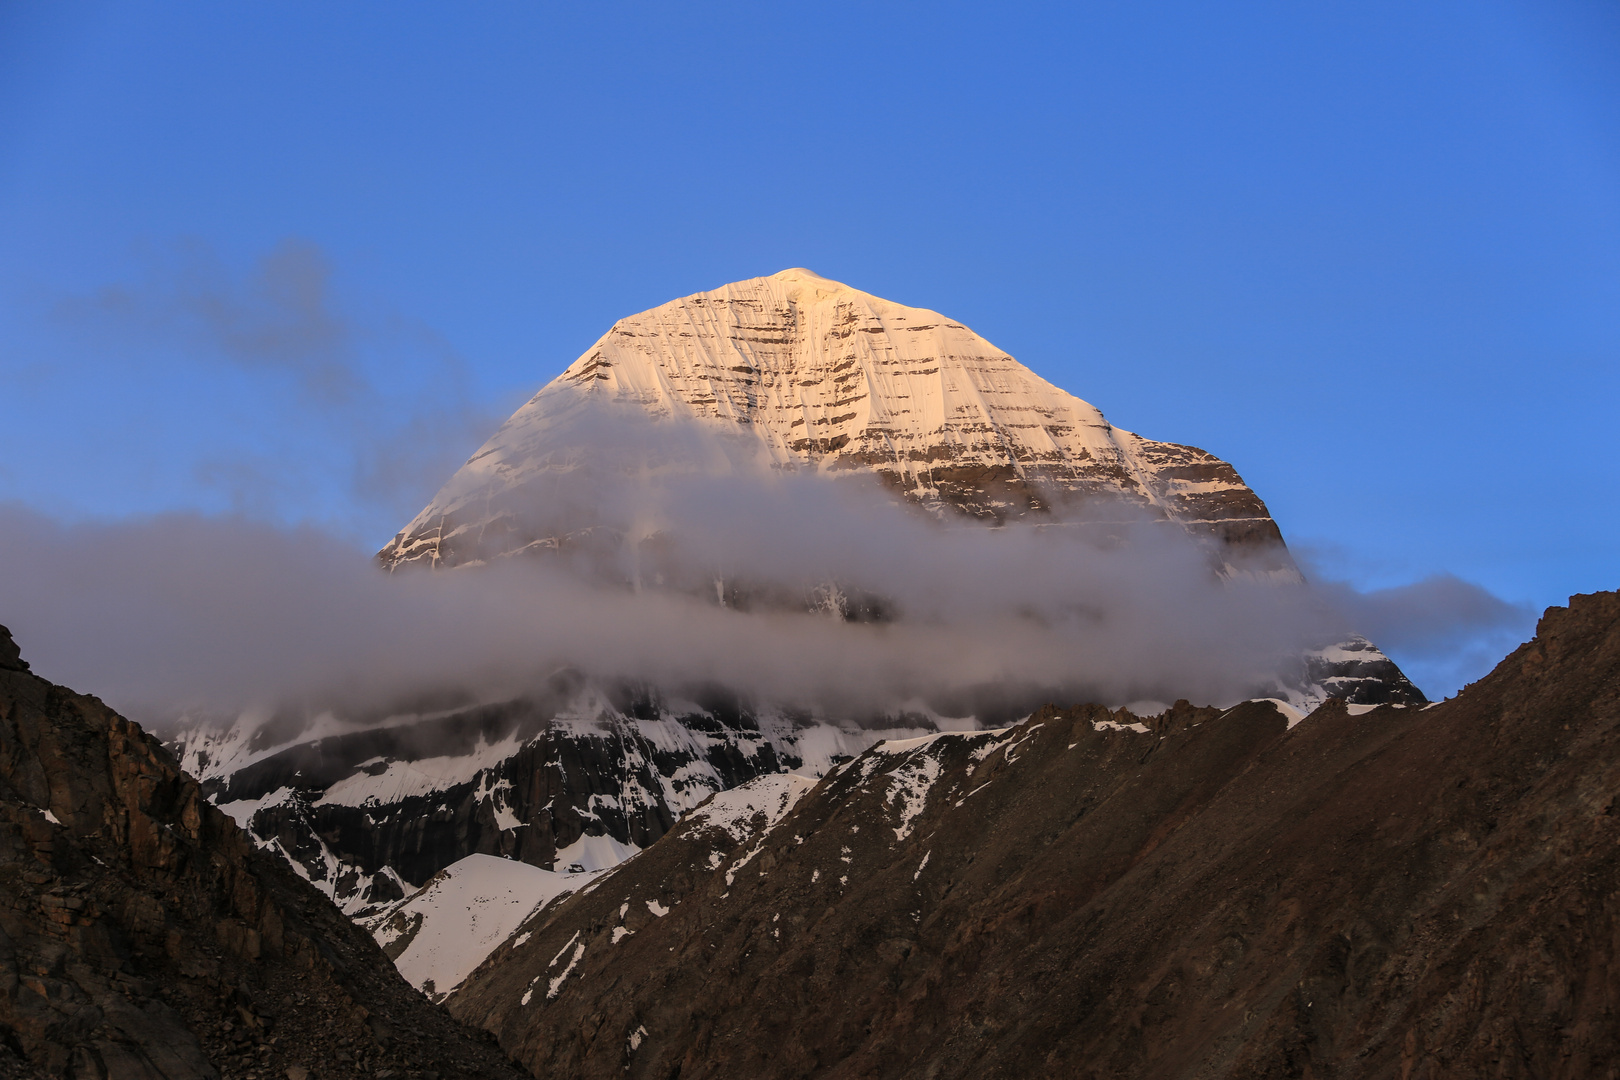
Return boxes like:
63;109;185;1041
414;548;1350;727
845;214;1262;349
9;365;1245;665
1;2;1616;676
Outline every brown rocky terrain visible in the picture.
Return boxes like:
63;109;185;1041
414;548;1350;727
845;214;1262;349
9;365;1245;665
0;625;529;1080
449;591;1620;1079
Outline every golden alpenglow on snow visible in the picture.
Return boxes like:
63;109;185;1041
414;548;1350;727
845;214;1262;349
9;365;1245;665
380;270;1282;571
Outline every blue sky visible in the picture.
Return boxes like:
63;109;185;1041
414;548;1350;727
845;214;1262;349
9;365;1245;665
1;1;1616;695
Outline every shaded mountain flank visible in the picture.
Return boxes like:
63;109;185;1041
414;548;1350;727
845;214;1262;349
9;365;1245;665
447;591;1620;1080
0;625;528;1080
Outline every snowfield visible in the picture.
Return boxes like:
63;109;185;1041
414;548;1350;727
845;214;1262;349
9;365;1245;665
368;854;595;1000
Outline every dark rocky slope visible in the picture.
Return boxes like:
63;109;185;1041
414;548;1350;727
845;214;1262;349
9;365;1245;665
449;591;1620;1079
0;626;529;1080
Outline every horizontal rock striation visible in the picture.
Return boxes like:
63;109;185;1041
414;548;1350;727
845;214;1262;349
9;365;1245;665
183;270;1420;965
378;269;1284;570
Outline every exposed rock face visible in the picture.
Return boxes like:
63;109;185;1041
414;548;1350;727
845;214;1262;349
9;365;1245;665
379;269;1283;569
170;683;926;918
0;624;529;1080
1301;636;1428;706
448;592;1620;1080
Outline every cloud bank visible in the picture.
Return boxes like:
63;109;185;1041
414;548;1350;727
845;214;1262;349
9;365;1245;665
43;238;508;537
0;414;1535;732
7;249;1537;724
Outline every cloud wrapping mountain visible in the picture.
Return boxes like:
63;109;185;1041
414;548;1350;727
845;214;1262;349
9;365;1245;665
0;456;1363;725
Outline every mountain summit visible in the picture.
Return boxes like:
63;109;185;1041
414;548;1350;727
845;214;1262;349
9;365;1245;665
380;269;1282;570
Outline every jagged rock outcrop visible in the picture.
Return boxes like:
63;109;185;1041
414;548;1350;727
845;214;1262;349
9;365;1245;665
171;683;922;917
0;624;530;1080
446;592;1620;1080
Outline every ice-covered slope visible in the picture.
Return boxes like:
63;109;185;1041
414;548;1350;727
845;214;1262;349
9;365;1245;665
379;269;1283;569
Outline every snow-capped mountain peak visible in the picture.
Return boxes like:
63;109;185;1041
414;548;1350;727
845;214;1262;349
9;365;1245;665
380;270;1282;569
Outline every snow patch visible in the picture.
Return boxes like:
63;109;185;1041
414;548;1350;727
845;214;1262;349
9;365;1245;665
1092;720;1151;734
548;941;587;1000
549;931;581;969
884;748;944;842
215;785;297;830
1249;697;1307;729
552;832;641;873
967;727;1021;763
688;772;815;843
366;854;588;997
317;733;525;807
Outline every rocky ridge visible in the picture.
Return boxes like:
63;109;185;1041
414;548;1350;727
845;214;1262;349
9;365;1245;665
0;624;529;1080
445;592;1620;1080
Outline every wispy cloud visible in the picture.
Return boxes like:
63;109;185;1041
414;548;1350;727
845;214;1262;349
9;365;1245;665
46;238;508;538
1311;572;1535;697
55;238;358;404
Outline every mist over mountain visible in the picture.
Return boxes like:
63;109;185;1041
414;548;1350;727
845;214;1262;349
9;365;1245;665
444;592;1620;1080
0;458;1357;725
